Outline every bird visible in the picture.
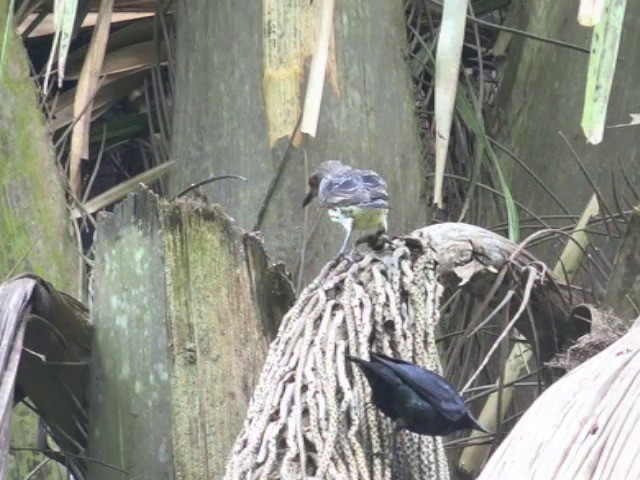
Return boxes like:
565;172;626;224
346;351;489;437
302;160;390;255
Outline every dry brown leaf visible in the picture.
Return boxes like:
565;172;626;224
69;0;114;197
20;12;154;37
51;70;149;131
66;41;167;79
64;16;157;74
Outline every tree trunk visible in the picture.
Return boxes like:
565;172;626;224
603;207;640;324
170;0;426;285
86;191;294;479
0;2;80;477
490;2;640;260
0;6;79;294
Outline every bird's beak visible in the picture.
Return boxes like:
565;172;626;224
302;191;316;208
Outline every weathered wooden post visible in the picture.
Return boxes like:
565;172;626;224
86;190;294;479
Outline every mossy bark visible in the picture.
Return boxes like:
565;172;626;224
87;191;293;479
603;208;640;324
0;6;78;292
0;3;80;478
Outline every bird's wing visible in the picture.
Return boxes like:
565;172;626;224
319;170;389;209
347;355;403;419
347;355;401;387
359;170;389;203
370;352;467;422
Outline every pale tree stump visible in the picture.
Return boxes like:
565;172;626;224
87;191;294;479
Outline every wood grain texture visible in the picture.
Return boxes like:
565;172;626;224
87;191;293;479
478;320;640;480
88;191;172;480
603;208;640;324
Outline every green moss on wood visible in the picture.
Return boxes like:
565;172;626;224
7;405;68;480
162;199;269;479
88;192;274;479
0;4;80;479
88;202;173;480
0;3;78;293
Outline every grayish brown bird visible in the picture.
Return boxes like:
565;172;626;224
302;160;390;255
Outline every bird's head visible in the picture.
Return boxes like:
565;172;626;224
302;160;347;208
302;173;321;208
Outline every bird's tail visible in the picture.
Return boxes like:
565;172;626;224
346;355;369;367
346;355;376;379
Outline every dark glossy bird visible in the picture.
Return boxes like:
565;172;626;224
302;160;389;255
347;351;489;437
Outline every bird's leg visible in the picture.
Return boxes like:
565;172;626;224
338;218;354;256
374;216;393;247
355;215;390;251
355;228;391;251
378;215;388;236
354;234;378;249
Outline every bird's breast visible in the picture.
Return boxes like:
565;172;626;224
327;206;388;231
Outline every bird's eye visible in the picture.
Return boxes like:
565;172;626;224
309;175;319;188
